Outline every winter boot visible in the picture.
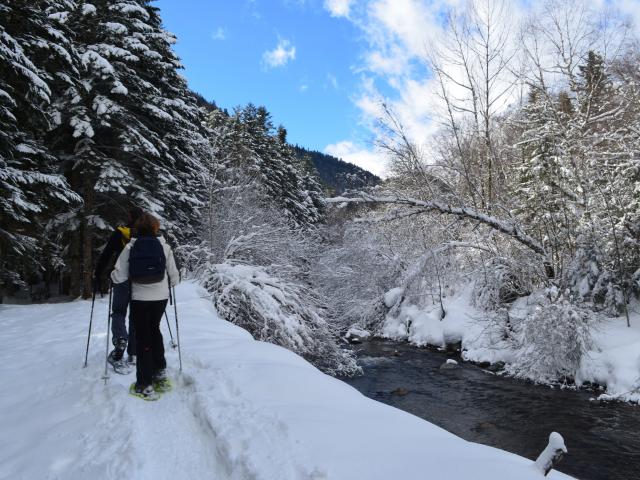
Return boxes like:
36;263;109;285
126;355;136;365
108;337;127;362
131;383;160;401
108;338;132;374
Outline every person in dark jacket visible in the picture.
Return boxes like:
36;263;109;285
94;206;144;368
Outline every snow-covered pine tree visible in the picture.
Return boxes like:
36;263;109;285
0;1;81;294
49;0;208;296
236;104;324;227
612;52;640;300
510;87;579;278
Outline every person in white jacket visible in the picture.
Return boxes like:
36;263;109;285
111;213;179;400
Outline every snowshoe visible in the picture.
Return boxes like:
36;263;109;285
108;350;133;375
129;383;160;401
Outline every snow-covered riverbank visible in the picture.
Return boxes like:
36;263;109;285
0;281;571;479
381;287;640;403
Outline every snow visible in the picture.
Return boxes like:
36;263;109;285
110;3;150;20
383;287;404;308
82;4;97;16
382;288;474;349
15;143;37;154
102;22;128;35
143;103;173;121
111;81;128;95
81;50;115;76
534;433;567;476
93;95;118;116
90;44;139;62
48;11;70;23
578;315;640;402
0;281;573;479
70;115;94;138
345;325;371;340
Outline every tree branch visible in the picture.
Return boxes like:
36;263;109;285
326;194;547;257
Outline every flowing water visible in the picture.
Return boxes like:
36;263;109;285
343;340;640;480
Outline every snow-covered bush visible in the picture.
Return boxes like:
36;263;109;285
510;290;595;383
202;262;359;376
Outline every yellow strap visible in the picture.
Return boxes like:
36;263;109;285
117;226;131;246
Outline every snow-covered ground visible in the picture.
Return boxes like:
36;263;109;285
0;281;572;479
381;287;640;403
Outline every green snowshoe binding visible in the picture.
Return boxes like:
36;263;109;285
152;370;172;393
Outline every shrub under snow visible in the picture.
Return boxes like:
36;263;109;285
201;262;360;376
509;289;595;383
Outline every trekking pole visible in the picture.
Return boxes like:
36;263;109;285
102;281;113;384
164;310;177;348
172;286;182;372
83;286;97;367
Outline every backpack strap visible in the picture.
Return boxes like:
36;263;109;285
116;226;131;247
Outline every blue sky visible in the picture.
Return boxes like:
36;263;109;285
154;0;640;176
155;0;374;156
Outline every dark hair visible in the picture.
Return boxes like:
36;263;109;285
128;206;144;224
135;213;160;237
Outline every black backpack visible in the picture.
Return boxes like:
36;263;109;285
129;236;166;284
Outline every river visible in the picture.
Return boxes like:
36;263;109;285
342;340;640;480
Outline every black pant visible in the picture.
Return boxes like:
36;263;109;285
111;281;135;355
131;299;168;387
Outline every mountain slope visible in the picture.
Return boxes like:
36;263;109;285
293;146;380;194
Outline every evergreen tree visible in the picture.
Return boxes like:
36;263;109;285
48;0;208;296
0;1;80;292
511;87;579;273
225;104;324;227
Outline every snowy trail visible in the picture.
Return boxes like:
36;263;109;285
0;292;224;480
0;282;573;480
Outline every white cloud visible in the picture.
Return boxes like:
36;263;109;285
332;0;527;155
324;0;353;18
324;140;387;177
299;83;309;92
262;38;296;69
324;0;639;170
211;27;227;41
617;0;640;36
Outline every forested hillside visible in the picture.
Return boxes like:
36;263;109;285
292;145;380;194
